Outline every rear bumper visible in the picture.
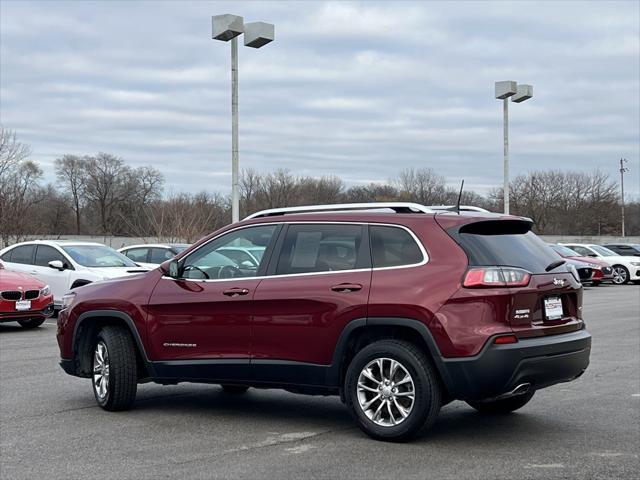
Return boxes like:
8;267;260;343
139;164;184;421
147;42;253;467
440;328;591;401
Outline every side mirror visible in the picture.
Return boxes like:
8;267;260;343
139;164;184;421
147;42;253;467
588;253;598;257
48;260;65;271
168;260;180;278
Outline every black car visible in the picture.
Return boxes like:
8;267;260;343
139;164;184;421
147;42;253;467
603;244;640;257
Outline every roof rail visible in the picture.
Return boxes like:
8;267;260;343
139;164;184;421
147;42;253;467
425;205;490;213
244;202;435;220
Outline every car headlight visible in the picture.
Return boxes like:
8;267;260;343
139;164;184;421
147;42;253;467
589;264;601;269
61;292;76;310
40;285;51;296
630;262;640;266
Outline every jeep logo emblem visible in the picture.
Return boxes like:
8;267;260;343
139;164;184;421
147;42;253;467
553;278;565;287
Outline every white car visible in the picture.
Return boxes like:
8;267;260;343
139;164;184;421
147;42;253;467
118;243;189;269
0;241;149;308
560;243;640;285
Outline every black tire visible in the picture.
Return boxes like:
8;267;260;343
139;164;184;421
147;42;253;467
71;280;92;290
466;389;535;414
221;385;250;394
92;326;138;411
17;318;46;329
591;281;600;287
612;265;630;285
344;339;442;442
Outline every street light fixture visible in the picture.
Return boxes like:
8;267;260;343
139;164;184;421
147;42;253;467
495;80;533;215
212;14;275;223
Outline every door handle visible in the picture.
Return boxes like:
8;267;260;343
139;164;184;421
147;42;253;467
331;283;363;293
223;288;250;297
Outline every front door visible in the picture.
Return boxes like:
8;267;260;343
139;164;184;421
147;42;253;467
146;224;280;363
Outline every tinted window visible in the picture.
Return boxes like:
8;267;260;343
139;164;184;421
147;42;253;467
370;226;423;268
452;221;565;273
35;245;68;267
6;245;35;264
276;224;364;275
150;248;174;264
124;248;149;262
181;225;277;280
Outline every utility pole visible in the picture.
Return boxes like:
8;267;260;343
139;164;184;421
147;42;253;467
619;158;628;237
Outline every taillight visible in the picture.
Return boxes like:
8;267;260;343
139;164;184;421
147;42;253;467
494;334;518;345
463;267;531;288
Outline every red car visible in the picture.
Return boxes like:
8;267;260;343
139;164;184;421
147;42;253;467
57;203;591;441
0;260;54;328
550;244;614;285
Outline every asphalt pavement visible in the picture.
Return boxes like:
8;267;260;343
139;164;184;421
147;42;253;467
1;284;638;479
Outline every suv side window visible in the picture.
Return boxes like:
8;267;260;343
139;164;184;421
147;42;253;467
5;245;36;264
35;245;69;267
124;248;149;263
150;248;173;264
370;225;424;268
275;224;365;275
181;225;277;280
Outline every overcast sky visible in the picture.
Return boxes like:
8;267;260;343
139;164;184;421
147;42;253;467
1;0;638;198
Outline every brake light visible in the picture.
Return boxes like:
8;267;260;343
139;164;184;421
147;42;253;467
463;267;531;288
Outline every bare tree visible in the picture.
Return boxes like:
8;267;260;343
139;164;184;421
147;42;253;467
55;154;88;234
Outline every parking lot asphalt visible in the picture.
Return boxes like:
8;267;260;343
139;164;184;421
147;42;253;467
1;284;638;480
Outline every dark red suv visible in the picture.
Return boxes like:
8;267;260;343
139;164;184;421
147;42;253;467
57;203;591;441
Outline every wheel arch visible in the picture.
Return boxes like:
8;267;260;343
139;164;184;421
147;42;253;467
72;310;153;380
330;317;454;398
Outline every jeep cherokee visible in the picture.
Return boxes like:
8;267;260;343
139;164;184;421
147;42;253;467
57;203;591;441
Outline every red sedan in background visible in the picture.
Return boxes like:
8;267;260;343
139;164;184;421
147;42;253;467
550;244;614;285
0;260;54;328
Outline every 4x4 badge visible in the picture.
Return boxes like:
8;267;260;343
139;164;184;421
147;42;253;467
553;278;565;287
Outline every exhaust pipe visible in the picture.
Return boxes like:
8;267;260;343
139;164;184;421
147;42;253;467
494;383;531;401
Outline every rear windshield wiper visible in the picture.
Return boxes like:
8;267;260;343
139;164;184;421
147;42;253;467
545;259;566;272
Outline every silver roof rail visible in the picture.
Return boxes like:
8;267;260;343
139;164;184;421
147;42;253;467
425;205;490;213
244;202;435;220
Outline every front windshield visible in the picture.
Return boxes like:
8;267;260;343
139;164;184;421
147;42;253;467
590;245;617;257
62;245;138;267
551;245;580;257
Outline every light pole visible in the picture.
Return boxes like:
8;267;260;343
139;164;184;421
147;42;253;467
495;81;533;215
212;15;275;223
620;158;628;237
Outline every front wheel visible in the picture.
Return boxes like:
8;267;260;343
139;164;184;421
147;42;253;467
612;265;630;285
345;340;441;442
466;389;535;414
92;326;138;411
17;318;45;329
591;281;600;287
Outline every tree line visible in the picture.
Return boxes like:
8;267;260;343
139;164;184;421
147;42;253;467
1;127;637;246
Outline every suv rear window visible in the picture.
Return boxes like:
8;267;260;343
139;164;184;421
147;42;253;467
452;220;561;273
370;225;424;268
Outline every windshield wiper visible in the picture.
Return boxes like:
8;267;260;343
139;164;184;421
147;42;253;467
545;259;566;272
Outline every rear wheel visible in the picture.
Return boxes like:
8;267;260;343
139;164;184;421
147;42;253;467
467;389;535;414
591;281;600;286
221;385;249;394
17;318;45;329
345;339;441;442
612;265;629;285
92;326;137;411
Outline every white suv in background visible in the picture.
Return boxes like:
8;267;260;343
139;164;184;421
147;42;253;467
0;241;149;308
560;243;640;285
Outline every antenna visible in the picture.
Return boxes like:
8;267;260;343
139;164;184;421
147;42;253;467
455;179;465;214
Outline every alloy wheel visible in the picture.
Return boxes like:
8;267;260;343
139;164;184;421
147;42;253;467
612;267;627;284
93;341;110;401
356;357;415;427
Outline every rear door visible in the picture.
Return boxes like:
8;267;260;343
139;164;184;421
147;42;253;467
0;245;36;275
251;223;371;366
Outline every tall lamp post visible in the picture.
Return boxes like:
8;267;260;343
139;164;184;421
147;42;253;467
495;81;533;215
620;158;628;237
212;14;275;223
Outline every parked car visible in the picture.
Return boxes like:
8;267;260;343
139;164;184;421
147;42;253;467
0;241;149;308
57;203;591;441
602;243;640;257
549;244;614;285
0;260;54;328
559;243;640;285
118;243;189;269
